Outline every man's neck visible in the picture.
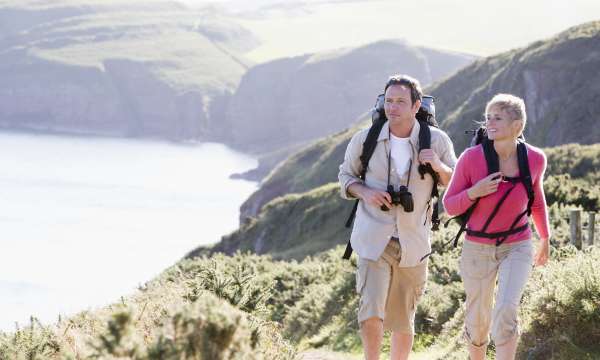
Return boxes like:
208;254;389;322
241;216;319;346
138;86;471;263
389;118;415;138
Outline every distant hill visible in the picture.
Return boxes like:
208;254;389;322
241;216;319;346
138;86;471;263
225;40;475;154
237;21;600;221
0;1;475;153
0;0;256;141
430;20;600;153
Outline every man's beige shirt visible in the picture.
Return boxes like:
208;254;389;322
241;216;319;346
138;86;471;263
338;120;457;267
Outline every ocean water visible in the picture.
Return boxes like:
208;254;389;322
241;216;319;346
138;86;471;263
0;132;258;331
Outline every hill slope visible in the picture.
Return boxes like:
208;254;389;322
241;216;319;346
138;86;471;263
0;0;255;141
238;21;600;220
225;40;475;154
429;20;600;153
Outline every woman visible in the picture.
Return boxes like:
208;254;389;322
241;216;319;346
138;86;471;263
442;94;551;360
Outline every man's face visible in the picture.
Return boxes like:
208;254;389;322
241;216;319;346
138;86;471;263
384;84;421;126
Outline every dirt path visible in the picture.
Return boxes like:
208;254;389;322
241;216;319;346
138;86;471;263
297;350;362;360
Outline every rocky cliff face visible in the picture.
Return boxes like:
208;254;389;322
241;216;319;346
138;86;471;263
430;21;600;153
0;58;209;140
225;40;475;153
0;0;254;141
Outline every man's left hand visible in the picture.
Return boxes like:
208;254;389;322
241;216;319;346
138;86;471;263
418;149;442;172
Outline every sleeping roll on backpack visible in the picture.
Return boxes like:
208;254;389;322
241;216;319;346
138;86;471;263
342;93;442;260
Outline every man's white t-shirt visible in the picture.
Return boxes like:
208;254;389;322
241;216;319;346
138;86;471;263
390;133;412;238
389;133;412;178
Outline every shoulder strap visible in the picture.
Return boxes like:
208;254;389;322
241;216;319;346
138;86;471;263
517;141;534;215
416;120;441;231
445;141;494;246
482;139;499;174
343;118;387;259
344;118;387;229
465;141;535;247
359;118;387;180
417;119;433;179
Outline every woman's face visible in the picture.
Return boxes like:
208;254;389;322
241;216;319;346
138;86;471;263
485;105;522;141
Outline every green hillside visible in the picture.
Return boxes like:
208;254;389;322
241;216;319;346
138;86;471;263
4;230;599;359
203;142;600;260
430;20;600;153
0;0;254;140
0;0;254;92
239;122;364;222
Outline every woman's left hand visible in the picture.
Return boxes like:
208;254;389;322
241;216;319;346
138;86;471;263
534;238;550;267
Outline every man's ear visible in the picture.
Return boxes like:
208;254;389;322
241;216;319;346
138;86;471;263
413;99;422;113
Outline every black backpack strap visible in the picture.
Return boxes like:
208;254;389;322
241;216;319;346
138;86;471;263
416;120;441;231
517;141;534;215
492;142;534;246
344;118;387;228
482;139;499;174
445;140;496;247
444;198;480;247
466;141;535;247
417;119;433;180
343;118;387;259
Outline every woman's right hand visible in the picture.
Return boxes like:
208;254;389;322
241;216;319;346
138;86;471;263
467;172;502;200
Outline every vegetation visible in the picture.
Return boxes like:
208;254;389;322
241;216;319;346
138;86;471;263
0;259;296;359
196;142;600;260
240;127;600;222
4;213;599;358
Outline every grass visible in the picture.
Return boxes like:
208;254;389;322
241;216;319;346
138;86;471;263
2;0;253;93
5;228;599;359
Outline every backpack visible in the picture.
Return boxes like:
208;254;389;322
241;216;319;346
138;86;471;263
444;128;534;247
342;94;440;260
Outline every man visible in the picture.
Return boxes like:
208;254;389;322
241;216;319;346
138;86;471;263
338;74;457;360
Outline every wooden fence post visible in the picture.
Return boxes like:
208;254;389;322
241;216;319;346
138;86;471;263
588;212;596;247
570;209;582;249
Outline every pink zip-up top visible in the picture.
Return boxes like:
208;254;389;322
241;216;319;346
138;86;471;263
443;143;551;244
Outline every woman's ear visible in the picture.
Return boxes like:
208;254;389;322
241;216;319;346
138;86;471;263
512;119;524;137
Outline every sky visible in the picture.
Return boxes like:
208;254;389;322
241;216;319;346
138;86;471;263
180;0;600;62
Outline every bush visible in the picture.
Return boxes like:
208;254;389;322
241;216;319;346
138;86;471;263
519;247;600;359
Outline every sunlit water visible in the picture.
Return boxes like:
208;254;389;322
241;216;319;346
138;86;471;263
0;132;258;331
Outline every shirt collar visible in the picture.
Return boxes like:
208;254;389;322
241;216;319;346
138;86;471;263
377;119;420;145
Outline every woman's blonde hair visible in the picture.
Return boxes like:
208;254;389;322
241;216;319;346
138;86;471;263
485;94;527;136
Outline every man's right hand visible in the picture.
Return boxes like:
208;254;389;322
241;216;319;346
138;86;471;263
348;183;393;209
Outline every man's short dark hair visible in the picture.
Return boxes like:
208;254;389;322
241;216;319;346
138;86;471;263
384;75;423;105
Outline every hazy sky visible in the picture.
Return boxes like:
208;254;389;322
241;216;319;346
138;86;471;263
182;0;600;62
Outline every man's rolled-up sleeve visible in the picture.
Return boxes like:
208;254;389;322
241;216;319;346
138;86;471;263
338;131;365;200
436;131;458;169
